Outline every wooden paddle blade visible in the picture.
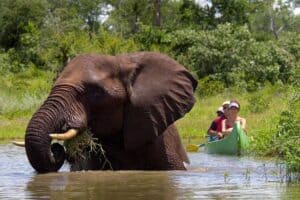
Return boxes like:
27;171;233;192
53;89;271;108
186;144;199;152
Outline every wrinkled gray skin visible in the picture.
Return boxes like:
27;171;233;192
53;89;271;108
25;52;197;173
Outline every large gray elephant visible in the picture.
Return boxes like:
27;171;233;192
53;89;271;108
23;52;197;173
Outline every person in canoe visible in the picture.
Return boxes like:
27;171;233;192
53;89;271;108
216;106;224;117
207;101;230;141
222;100;247;136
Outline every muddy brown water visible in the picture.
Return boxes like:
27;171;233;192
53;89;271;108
0;144;299;199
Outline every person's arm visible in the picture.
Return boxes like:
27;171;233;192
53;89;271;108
208;129;218;136
208;121;218;136
208;120;223;138
222;119;232;135
241;117;247;133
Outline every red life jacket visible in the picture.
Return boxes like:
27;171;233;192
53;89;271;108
214;116;225;132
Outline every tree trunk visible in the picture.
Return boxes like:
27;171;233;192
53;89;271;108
153;0;161;27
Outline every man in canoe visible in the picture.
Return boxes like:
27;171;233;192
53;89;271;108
222;100;247;136
207;101;230;141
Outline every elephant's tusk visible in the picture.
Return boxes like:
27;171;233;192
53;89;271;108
50;129;78;141
12;141;25;147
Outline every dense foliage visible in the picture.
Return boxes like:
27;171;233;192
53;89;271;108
169;25;298;92
274;87;300;173
0;0;299;89
0;0;300;174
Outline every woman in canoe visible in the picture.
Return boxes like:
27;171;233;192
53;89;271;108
207;101;230;141
222;100;247;136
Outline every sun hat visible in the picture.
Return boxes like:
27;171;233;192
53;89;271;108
216;106;224;114
222;101;230;106
229;102;240;109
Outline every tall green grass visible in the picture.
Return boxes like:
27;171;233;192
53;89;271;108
0;67;53;140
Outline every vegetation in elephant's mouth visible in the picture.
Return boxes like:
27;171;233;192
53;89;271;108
63;130;113;169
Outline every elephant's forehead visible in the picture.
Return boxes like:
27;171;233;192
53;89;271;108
84;67;111;82
57;56;120;84
56;68;110;85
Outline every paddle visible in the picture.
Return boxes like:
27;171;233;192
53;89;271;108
186;143;205;152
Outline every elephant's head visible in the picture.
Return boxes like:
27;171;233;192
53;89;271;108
24;52;197;173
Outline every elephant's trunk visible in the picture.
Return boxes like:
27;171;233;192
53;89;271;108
25;84;86;173
25;108;66;173
25;86;71;173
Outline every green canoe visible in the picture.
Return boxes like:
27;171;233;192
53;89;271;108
206;122;249;155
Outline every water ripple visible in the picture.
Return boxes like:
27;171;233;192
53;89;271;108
0;144;298;199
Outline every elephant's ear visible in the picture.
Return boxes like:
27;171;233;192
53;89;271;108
121;53;197;151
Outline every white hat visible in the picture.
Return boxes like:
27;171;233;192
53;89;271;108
222;101;230;106
229;102;240;109
217;106;224;113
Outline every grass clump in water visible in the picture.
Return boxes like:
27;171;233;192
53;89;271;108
63;130;113;169
64;130;103;159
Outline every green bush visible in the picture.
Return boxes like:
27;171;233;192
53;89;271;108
247;94;270;113
169;24;297;91
133;24;171;52
197;76;225;97
0;53;10;73
248;126;278;157
95;29;140;55
278;32;300;61
273;87;300;173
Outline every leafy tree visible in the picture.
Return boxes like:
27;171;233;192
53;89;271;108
104;0;152;36
133;24;171;51
210;0;251;26
169;24;296;89
45;0;84;33
249;0;297;40
0;0;48;50
71;0;105;38
278;32;300;60
153;0;161;27
42;0;98;67
104;0;182;36
178;0;212;29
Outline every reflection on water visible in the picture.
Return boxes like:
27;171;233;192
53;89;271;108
27;172;176;200
0;144;299;199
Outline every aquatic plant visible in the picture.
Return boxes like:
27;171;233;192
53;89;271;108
64;130;113;170
263;163;268;182
223;171;230;184
244;168;251;182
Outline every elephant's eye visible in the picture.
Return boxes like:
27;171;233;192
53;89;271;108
61;124;68;132
88;85;105;99
94;90;104;98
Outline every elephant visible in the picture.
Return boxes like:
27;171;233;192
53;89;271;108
22;52;197;173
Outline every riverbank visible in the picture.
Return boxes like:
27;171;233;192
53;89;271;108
2;69;300;175
0;69;291;147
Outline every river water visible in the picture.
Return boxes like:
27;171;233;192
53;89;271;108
0;144;299;199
